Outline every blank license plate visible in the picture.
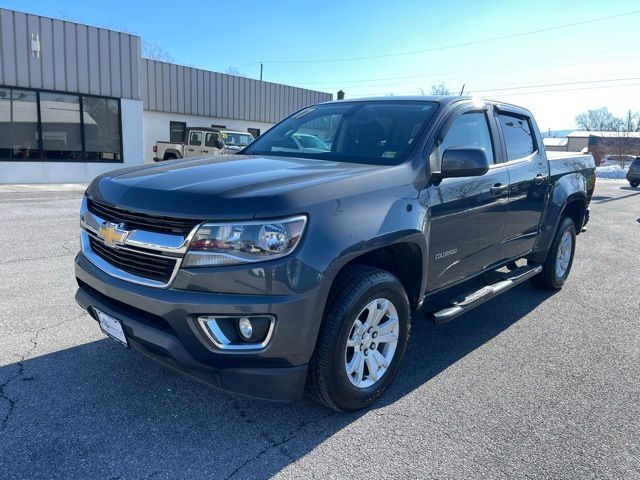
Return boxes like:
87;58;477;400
95;308;128;347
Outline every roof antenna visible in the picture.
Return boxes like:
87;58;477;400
459;84;465;96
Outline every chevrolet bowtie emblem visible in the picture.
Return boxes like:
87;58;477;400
98;222;130;246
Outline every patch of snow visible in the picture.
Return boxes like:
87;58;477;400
596;165;628;180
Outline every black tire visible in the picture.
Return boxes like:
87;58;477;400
630;180;639;188
530;216;576;290
163;154;178;161
307;265;411;412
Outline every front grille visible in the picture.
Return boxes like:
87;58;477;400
87;199;200;235
89;237;177;284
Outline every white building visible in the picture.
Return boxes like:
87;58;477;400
0;8;331;184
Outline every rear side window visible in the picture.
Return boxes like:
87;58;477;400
430;111;495;165
498;113;535;160
189;131;202;146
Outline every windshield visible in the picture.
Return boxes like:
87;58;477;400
244;101;438;164
222;132;254;146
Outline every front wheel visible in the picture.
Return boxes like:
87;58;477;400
530;216;576;290
630;180;639;188
307;265;411;411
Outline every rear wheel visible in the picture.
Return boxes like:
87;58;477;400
530;216;576;290
630;180;639;188
163;153;178;161
307;265;411;411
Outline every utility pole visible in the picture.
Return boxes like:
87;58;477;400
260;62;263;81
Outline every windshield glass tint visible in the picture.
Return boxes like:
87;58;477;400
244;101;438;164
222;132;253;146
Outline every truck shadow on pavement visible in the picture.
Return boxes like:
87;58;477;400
0;283;555;480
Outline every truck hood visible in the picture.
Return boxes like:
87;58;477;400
86;155;402;220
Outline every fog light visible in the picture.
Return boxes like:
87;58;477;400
238;317;253;340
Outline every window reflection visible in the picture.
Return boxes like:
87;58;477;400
0;88;39;160
83;97;121;161
40;92;83;160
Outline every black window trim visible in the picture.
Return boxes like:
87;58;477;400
430;106;499;169
494;106;539;164
0;85;124;164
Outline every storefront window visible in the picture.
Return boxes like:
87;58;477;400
83;97;121;161
0;88;39;160
0;87;123;162
40;92;83;160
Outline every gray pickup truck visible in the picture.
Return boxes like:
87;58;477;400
75;96;595;411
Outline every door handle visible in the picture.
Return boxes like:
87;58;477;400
202;150;209;153
534;174;547;185
187;148;194;151
490;183;509;196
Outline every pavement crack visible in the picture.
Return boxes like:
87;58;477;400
225;399;337;479
0;329;39;432
0;311;89;432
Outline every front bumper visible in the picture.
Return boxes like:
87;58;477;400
75;252;328;402
626;171;640;181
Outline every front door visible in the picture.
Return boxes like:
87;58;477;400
496;109;549;259
204;132;221;156
186;130;204;157
426;107;509;292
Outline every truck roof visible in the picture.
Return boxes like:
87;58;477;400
318;95;533;116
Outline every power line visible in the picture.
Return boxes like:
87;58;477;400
329;69;640;92
256;10;640;65
351;77;640;98
290;49;639;88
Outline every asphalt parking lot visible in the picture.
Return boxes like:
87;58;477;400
0;180;638;479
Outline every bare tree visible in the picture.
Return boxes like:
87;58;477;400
430;82;451;96
142;40;174;62
225;67;247;77
622;110;640;132
575;107;621;131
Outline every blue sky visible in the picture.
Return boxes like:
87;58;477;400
2;0;639;130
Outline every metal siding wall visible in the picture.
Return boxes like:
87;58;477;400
27;15;42;89
14;12;28;86
147;59;156;111
0;9;141;99
154;60;162;111
141;59;148;107
40;17;54;90
120;34;131;98
170;63;177;113
139;57;332;121
76;24;89;93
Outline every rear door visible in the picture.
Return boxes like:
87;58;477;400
495;108;549;259
185;130;204;157
426;104;510;291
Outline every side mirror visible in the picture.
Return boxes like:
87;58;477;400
439;147;490;179
214;140;222;149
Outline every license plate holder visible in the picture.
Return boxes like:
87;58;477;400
95;308;128;347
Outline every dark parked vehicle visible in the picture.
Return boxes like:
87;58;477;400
75;97;595;411
626;157;640;188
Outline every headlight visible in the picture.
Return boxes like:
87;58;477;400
183;215;307;267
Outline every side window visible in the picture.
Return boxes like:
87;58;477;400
498;113;535;160
430;112;495;165
189;131;202;146
205;132;219;148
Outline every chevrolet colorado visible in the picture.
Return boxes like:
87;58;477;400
75;97;595;411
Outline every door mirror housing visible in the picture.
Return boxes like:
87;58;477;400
438;147;490;179
214;140;222;149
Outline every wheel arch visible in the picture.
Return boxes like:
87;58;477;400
326;238;426;311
